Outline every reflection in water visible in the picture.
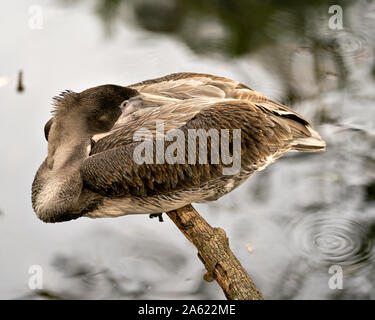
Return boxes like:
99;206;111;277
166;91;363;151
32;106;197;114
61;0;350;55
20;228;214;299
38;0;375;299
60;0;369;102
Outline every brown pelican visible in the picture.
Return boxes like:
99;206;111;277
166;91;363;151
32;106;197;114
32;72;326;223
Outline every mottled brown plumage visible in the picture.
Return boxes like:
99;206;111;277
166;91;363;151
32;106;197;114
32;72;325;222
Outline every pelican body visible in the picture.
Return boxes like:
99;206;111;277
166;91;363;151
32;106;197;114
32;73;325;222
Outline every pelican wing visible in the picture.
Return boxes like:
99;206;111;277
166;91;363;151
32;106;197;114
128;72;325;151
83;73;325;203
129;72;315;125
92;72;319;151
91;72;259;145
129;72;261;101
81;99;317;200
90;98;215;153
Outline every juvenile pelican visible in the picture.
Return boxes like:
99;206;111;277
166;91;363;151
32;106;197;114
32;73;326;223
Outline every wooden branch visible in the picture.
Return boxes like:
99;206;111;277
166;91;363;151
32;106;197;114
167;204;263;300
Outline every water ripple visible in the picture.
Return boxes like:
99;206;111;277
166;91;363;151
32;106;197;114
324;30;370;58
287;214;373;269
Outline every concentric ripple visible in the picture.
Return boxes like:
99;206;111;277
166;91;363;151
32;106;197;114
329;30;369;58
288;214;373;269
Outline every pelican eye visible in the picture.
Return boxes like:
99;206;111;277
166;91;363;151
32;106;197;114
44;118;54;142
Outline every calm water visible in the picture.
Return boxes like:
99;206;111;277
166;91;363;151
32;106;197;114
0;0;374;299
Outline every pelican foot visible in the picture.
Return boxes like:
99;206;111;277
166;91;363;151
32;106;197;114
149;213;164;222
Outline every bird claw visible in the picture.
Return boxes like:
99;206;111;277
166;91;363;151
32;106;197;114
149;213;164;222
